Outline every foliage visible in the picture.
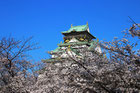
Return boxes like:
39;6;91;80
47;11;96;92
0;37;38;93
29;23;140;93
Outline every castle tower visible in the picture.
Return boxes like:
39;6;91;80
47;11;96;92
45;23;101;62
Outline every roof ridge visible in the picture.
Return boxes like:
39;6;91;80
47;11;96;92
61;24;89;34
72;24;87;27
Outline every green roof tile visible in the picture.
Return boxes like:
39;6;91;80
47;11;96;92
62;24;88;34
58;41;90;46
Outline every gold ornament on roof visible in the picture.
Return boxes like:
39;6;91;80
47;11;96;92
65;39;69;43
67;45;71;51
104;54;107;58
80;37;84;41
97;38;99;42
87;21;88;26
68;45;71;48
71;24;73;27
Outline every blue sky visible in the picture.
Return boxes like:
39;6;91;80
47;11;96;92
0;0;140;61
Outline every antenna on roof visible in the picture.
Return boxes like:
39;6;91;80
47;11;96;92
71;24;73;27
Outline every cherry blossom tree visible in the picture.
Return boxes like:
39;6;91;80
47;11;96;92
0;37;38;93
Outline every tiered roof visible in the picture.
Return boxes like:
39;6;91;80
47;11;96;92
45;23;99;63
62;24;89;34
61;23;96;39
49;40;97;54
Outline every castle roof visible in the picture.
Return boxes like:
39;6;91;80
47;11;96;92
49;40;98;54
45;23;100;63
61;23;96;39
61;24;89;34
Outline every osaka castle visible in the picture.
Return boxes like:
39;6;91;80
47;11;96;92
45;22;101;62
